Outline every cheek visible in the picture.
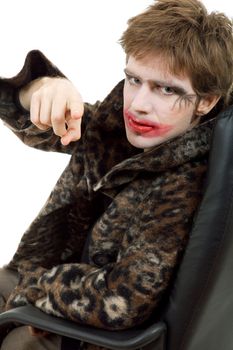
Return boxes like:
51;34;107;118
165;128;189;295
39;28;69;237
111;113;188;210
171;108;195;133
166;102;195;124
123;91;130;111
123;83;136;110
151;98;182;120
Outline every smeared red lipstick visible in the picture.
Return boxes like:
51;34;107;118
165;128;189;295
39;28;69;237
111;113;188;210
124;110;172;137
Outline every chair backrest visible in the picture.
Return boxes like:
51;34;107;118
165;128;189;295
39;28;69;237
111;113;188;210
164;105;233;350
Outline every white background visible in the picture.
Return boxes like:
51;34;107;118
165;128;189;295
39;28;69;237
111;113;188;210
0;0;232;267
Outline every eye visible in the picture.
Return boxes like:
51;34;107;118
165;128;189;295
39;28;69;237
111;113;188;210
125;73;141;86
152;83;177;96
160;86;175;95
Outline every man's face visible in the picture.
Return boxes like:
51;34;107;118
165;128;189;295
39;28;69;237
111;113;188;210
123;55;198;150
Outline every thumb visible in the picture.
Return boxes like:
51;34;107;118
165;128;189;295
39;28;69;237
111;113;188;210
61;117;82;146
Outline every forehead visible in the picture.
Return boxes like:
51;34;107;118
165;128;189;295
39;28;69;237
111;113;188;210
126;55;194;92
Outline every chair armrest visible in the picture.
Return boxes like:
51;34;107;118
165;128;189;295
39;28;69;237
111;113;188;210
0;305;166;350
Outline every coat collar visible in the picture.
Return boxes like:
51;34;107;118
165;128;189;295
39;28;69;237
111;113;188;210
93;117;216;192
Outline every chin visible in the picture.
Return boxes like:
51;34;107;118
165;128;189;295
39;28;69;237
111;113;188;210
125;131;162;150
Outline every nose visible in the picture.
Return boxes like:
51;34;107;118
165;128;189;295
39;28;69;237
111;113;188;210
131;85;153;114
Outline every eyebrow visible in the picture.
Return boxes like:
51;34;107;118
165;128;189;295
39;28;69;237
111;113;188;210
124;68;188;96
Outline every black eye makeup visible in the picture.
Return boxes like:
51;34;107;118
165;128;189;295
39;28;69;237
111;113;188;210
173;93;198;109
124;67;197;107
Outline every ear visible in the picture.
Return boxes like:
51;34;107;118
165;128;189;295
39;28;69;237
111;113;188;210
196;95;220;116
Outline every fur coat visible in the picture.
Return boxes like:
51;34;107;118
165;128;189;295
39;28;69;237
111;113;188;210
0;51;218;341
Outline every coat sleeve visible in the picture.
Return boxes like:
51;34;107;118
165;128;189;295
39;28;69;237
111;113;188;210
0;50;99;154
6;163;206;330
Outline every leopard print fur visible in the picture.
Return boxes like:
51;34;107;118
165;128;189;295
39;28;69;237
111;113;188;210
0;51;218;349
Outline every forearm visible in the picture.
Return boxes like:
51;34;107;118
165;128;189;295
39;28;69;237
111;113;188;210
6;248;175;330
0;50;74;153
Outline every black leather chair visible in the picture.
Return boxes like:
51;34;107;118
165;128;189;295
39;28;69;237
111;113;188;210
1;105;233;350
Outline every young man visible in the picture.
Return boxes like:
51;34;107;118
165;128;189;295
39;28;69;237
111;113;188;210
0;0;233;349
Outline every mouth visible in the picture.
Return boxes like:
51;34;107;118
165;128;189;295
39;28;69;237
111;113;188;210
124;110;172;137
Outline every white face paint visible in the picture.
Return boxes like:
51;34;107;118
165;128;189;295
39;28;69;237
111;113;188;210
123;55;199;150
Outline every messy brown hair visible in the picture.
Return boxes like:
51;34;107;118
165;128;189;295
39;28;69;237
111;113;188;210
120;0;233;105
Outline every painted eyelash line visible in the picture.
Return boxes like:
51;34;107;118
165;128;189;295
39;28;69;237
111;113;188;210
173;94;197;109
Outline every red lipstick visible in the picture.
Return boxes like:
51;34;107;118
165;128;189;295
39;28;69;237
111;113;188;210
124;110;172;137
